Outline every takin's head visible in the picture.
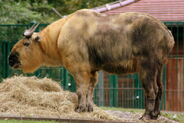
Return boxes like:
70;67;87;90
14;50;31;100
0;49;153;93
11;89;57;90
9;23;43;73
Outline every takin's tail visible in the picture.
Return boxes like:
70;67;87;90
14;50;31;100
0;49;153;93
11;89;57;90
163;29;175;64
167;30;175;54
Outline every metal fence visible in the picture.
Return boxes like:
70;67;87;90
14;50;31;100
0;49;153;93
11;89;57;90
0;22;184;112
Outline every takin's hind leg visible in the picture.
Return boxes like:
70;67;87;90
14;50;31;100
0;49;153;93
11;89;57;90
152;64;163;119
139;63;158;120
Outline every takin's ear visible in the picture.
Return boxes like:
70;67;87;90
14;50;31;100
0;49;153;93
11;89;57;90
32;33;41;42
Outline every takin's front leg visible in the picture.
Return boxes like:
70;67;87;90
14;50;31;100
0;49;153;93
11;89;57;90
69;64;97;113
73;70;98;112
74;70;91;112
86;71;98;112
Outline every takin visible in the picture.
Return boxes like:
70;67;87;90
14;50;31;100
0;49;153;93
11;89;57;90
9;9;174;120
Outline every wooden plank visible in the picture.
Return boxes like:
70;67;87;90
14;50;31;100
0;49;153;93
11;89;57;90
0;115;130;123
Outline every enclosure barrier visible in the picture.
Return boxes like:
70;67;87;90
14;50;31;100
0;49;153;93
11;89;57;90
0;22;183;112
0;116;124;123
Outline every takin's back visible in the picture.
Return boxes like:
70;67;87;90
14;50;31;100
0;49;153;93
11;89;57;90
58;9;174;74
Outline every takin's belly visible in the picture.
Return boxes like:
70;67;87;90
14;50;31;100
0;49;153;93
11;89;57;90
100;60;137;74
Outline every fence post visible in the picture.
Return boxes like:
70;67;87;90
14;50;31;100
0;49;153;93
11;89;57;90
60;68;64;87
63;68;69;90
3;41;9;78
109;74;118;107
162;64;167;110
68;74;76;92
134;73;144;109
97;71;104;106
0;41;7;79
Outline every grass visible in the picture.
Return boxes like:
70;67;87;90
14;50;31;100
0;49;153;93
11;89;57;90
101;107;184;123
162;112;184;123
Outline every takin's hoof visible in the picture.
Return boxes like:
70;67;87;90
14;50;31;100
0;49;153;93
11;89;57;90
140;112;160;120
139;113;152;120
151;111;160;119
75;105;87;112
87;103;93;112
75;104;94;112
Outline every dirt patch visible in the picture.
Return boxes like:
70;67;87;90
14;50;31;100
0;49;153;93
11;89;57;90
0;76;179;123
105;110;179;123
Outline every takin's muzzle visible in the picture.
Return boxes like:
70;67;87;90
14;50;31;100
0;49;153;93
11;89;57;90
8;52;21;69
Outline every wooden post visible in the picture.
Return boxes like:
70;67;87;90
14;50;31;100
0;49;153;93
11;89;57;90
109;74;118;107
97;71;104;106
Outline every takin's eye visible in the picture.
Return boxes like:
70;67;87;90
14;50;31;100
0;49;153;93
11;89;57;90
23;42;30;47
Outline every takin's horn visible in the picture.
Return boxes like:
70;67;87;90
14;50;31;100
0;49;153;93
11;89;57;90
23;23;40;38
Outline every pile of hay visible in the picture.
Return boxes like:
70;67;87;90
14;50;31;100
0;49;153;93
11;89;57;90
0;76;123;121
